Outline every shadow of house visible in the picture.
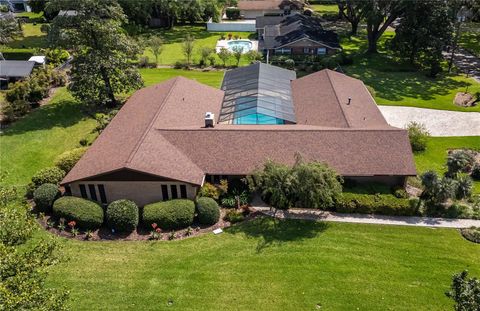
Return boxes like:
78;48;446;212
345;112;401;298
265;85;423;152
227;217;328;253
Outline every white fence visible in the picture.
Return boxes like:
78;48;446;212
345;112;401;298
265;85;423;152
206;19;256;32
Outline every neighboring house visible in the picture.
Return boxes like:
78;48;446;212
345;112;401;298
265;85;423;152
258;13;341;56
62;63;416;207
0;0;30;12
238;0;306;19
0;60;35;89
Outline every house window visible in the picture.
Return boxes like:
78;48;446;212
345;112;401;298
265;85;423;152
275;48;291;55
180;185;187;199
317;47;327;55
79;184;87;199
88;184;98;201
97;184;107;204
64;185;72;196
161;185;169;201
303;47;310;54
170;185;178;199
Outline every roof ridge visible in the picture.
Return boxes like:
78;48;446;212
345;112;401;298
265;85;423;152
325;69;352;127
156;127;405;133
125;77;180;165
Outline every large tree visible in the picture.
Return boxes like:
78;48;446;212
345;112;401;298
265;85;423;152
47;0;143;107
361;0;406;53
0;13;22;45
390;0;453;77
336;0;365;36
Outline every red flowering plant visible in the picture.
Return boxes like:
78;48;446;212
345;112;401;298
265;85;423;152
68;220;76;228
68;221;78;237
149;223;162;240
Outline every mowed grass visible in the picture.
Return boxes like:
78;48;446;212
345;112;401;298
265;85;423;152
7;23;48;49
45;218;480;311
414;136;480;193
140;68;224;88
341;31;480;112
0;88;96;187
311;4;338;14
459;22;480;57
141;25;255;66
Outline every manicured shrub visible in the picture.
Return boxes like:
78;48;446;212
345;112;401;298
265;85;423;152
143;199;195;230
53;197;104;230
198;182;221;200
456;174;473;199
196;197;220;225
54;147;87;173
106;199;139;232
224;209;245;223
406;121;430;152
225;7;240;19
33;183;60;212
393;188;408;199
336;193;417;216
471;164;480;180
31;166;66;188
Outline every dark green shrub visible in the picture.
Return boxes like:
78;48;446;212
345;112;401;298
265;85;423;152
0;100;31;122
53;197;104;230
33;183;60;212
394;188;408;199
224;209;245;223
196;197;220;225
336;193;416;216
445;203;473;219
447;150;476;177
456;174;473;199
406;122;430;152
106;199;139;232
461;227;480;243
225;7;240;19
31;167;66;188
471;164;480;180
54;147;87;173
143;199;195;230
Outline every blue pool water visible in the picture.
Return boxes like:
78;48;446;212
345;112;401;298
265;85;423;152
233;113;285;125
227;40;253;53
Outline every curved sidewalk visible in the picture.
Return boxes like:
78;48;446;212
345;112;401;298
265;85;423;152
379;106;480;137
252;206;480;228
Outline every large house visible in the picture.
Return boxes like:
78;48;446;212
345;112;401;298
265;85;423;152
257;14;341;56
62;63;416;206
237;0;306;19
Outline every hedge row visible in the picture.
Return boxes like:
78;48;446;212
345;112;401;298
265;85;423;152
53;197;104;230
143;199;196;230
336;193;418;216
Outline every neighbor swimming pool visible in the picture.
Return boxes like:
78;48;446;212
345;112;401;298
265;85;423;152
227;40;253;53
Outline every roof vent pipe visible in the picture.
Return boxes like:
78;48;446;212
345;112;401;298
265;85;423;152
205;112;215;128
347;97;352;105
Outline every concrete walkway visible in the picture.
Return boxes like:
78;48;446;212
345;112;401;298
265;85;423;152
252;206;480;228
379;106;480;136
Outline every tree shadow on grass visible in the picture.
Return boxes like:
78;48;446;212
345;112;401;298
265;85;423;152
227;216;329;253
2;99;91;136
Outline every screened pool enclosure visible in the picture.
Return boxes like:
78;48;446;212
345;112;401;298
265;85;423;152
219;63;297;125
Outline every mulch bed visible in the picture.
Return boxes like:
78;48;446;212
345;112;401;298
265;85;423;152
36;208;258;242
460;227;480;244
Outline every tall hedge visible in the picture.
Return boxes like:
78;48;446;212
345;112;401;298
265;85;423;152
33;183;60;212
106;199;139;232
31;167;66;188
196;197;220;225
336;193;417;216
143;199;195;230
53;197;104;229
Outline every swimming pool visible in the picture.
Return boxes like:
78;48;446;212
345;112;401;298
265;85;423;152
227;40;253;53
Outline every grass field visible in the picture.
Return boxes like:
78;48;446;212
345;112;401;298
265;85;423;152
43;218;480;310
140;68;224;88
140;25;255;66
311;4;338;15
7;23;47;50
414;136;480;193
340;31;480;112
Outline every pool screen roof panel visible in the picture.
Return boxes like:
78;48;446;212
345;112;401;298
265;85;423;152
220;63;297;123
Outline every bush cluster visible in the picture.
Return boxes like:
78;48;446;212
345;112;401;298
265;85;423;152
31;167;66;188
461;227;480;243
53;197;104;230
406;122;430;152
54;147;87;173
143;199;195;230
196;197;220;225
336;193;417;216
224;209;245;223
447;150;476;177
106;200;139;232
225;7;240;19
33;183;60;212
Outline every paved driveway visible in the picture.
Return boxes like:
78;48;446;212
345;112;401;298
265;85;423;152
379;106;480;136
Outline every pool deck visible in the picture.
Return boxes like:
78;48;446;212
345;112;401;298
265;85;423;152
216;39;259;53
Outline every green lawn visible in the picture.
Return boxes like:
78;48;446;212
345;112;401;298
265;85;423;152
44;218;480;310
340;31;480;112
311;4;338;14
414;136;480;193
140;25;255;66
140;68;224;88
459;22;480;57
7;23;48;49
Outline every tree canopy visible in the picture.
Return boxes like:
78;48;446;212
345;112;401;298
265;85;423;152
47;0;143;107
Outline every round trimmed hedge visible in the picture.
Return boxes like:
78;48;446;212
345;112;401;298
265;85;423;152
53;197;104;230
54;147;87;173
143;199;195;230
33;183;60;212
196;197;220;225
106;199;139;232
31;166;66;187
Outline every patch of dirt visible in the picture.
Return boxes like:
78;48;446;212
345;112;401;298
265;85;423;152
454;92;478;107
36;208;258;242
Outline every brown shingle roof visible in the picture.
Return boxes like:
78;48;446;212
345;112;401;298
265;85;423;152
62;68;416;186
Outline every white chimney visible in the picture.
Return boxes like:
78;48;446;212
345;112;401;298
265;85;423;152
205;112;215;128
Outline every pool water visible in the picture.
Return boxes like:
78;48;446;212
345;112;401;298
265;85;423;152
233;113;285;125
227;40;253;53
